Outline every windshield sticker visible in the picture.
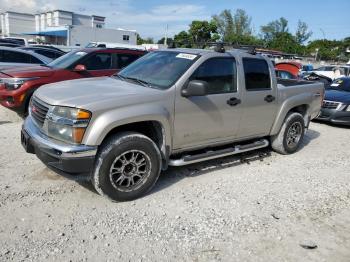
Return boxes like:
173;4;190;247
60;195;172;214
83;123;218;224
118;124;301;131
176;53;197;60
76;52;87;56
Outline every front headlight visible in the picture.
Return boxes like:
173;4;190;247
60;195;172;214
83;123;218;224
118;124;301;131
0;77;38;90
347;105;350;112
46;106;91;144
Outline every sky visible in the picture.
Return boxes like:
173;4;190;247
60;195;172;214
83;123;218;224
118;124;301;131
1;0;349;41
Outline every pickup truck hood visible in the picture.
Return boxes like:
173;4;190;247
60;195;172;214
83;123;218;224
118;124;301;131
1;65;55;78
324;89;350;104
35;76;165;110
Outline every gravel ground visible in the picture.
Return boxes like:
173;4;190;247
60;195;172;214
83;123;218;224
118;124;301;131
0;106;350;262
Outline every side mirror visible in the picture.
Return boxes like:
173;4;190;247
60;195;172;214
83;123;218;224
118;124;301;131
181;80;208;97
73;64;87;72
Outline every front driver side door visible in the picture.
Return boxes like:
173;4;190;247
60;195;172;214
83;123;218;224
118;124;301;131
173;57;242;150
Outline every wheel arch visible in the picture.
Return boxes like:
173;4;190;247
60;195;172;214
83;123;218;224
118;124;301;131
270;93;312;135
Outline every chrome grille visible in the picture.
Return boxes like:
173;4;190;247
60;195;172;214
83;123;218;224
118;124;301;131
30;97;49;127
322;100;341;110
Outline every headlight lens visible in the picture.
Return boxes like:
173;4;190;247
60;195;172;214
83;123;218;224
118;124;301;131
0;77;38;90
46;106;91;144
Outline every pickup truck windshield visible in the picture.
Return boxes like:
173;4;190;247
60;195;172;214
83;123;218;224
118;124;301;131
47;50;88;69
117;51;198;89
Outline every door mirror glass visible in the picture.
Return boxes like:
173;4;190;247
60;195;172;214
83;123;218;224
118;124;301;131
73;64;87;72
182;80;208;97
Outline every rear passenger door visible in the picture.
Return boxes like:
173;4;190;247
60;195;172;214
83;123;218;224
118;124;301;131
115;53;141;71
80;52;116;77
236;57;278;139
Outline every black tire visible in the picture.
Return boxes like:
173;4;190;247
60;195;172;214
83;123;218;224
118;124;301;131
270;112;305;155
92;132;162;201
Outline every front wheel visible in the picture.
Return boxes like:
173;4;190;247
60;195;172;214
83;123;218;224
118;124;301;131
270;112;305;155
92;132;162;201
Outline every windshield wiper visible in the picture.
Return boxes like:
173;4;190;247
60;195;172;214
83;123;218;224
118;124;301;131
122;76;153;87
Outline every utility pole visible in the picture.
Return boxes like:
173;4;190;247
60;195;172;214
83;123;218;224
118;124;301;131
320;28;326;40
164;24;168;47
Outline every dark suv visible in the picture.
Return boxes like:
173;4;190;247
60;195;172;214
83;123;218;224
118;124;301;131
0;48;146;115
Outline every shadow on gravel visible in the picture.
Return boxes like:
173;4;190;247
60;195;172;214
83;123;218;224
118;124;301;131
0;121;12;125
39;128;321;199
298;128;320;151
312;120;350;130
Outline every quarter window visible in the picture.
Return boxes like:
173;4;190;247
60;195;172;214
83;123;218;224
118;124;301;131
190;57;237;94
243;58;271;91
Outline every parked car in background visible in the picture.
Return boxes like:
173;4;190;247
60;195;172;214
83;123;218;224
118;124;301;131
21;48;324;201
0;42;22;48
0;48;146;115
311;65;350;80
30;45;66;53
18;46;66;60
86;42;146;51
0;47;52;70
317;77;350;125
0;38;23;48
276;69;298;80
3;37;28;46
275;62;302;78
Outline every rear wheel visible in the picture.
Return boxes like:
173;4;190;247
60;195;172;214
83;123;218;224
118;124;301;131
92;132;162;201
271;112;305;154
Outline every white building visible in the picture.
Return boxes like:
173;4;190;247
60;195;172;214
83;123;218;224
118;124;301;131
0;11;35;39
0;10;137;46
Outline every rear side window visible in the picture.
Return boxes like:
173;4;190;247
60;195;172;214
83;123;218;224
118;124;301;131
1;50;32;63
243;58;271;91
35;49;60;59
190;57;237;94
116;54;141;69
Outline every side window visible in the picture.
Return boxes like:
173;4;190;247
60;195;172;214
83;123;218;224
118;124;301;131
116;54;141;69
30;55;42;64
190;57;236;94
35;49;57;59
2;50;31;63
243;58;271;91
82;53;112;70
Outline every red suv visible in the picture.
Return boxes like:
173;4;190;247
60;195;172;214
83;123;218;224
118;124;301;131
0;48;146;115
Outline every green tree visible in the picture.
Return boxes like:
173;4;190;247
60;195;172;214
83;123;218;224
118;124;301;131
295;20;312;44
211;9;255;45
212;9;234;41
137;34;154;45
307;39;344;61
173;31;192;47
261;17;289;41
268;32;301;54
188;20;217;46
233;9;252;36
157;37;174;45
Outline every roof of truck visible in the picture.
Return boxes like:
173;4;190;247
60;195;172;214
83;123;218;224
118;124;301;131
164;47;262;57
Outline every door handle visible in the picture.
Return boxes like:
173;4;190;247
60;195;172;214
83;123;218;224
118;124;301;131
227;97;241;106
314;93;321;97
264;95;275;103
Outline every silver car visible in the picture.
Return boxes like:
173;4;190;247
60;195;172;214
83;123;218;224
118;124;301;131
0;46;52;70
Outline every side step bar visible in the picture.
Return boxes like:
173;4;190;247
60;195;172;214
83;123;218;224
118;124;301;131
168;139;269;166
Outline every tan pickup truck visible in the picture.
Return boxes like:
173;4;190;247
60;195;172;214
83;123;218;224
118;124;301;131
21;47;324;201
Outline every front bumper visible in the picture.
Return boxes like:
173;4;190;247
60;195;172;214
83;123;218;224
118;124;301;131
316;108;350;126
21;117;98;174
